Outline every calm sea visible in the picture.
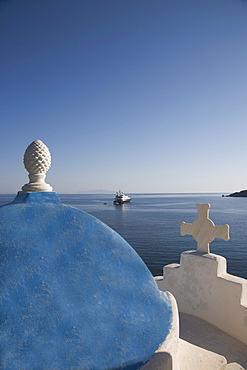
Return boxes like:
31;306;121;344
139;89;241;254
1;193;247;279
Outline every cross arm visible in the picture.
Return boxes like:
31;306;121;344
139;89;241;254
213;224;230;241
180;221;193;236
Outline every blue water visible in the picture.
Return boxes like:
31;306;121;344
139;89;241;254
1;193;247;279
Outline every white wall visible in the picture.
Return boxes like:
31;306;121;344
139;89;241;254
155;251;247;345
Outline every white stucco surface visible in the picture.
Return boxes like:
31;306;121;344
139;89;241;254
142;290;247;369
156;251;247;346
179;313;247;369
150;203;247;369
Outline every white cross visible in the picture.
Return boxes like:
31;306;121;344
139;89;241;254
180;203;230;253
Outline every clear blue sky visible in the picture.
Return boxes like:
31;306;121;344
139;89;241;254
1;0;246;194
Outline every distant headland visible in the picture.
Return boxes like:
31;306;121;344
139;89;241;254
223;189;247;197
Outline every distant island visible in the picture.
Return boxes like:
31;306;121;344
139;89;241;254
223;189;247;197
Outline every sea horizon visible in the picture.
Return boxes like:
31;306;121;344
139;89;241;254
0;191;233;196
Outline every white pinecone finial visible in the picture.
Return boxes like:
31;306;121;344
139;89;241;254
21;140;53;192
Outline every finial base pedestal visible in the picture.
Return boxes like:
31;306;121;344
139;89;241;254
21;173;53;192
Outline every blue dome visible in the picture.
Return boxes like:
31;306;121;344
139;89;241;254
0;192;172;369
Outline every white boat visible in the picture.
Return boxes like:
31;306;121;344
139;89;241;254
113;190;131;204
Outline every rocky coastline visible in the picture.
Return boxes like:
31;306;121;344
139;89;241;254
223;189;247;197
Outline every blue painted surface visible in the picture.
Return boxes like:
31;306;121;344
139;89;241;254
0;192;173;370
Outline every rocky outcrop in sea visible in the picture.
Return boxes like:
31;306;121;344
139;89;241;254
223;189;247;197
